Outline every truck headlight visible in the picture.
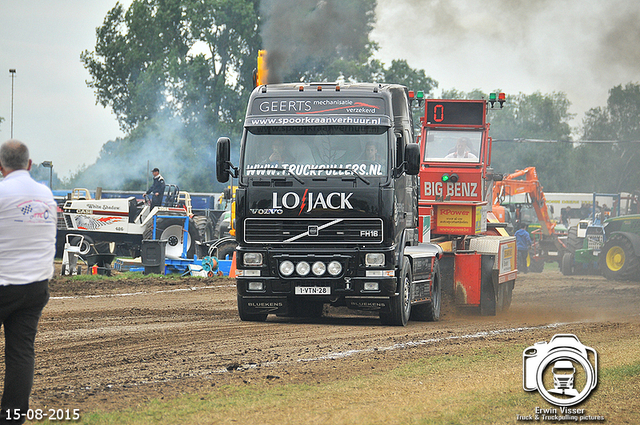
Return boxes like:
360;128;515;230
243;252;263;266
279;260;294;276
296;261;310;276
327;261;342;276
312;261;326;276
365;253;385;267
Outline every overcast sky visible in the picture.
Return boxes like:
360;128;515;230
1;0;638;178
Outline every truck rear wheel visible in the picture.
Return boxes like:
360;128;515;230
599;234;639;280
497;280;514;313
380;257;411;326
411;259;441;321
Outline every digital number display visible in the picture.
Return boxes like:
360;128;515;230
425;101;484;126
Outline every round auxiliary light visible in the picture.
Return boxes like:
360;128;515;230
327;261;342;276
279;260;295;276
312;261;326;276
296;261;311;276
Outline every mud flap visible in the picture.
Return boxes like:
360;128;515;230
480;254;498;316
439;255;455;298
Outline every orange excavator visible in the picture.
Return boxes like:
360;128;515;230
492;167;565;272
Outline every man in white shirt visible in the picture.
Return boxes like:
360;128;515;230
0;140;56;424
445;137;478;160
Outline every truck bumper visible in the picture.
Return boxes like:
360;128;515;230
237;293;394;316
240;296;290;315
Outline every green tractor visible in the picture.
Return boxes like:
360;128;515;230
561;192;640;280
561;220;604;275
598;214;640;280
561;193;620;277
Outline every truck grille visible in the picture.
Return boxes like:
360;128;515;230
244;218;383;244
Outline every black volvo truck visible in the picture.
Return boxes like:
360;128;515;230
216;83;441;326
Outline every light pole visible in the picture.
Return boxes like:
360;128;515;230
9;69;16;138
41;161;53;189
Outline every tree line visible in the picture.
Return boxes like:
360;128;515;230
21;0;640;196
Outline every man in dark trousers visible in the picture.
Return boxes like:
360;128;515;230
515;222;533;273
0;140;57;424
146;167;165;208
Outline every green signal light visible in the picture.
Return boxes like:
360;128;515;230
442;173;458;183
489;93;497;101
417;91;424;99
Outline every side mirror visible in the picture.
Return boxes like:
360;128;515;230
405;143;420;175
216;137;231;183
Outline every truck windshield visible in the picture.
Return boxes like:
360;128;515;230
242;125;389;178
423;130;482;163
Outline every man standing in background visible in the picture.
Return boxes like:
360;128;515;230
0;140;56;424
146;167;165;208
515;222;533;274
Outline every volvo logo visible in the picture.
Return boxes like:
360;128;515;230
250;208;284;215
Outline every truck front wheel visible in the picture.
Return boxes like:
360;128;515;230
411;259;441;322
380;257;411;326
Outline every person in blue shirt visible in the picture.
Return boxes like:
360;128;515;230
515;222;533;273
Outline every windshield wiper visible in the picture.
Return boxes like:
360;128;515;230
323;167;370;185
246;166;305;184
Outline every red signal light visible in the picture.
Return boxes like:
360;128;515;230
489;92;506;109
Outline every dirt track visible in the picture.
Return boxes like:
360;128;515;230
17;269;640;416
